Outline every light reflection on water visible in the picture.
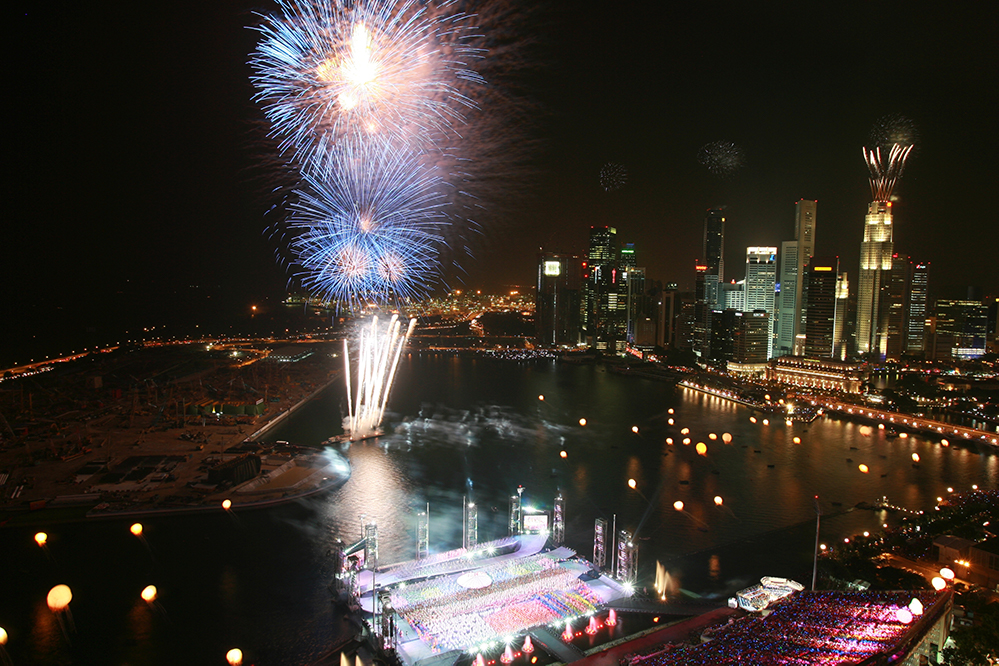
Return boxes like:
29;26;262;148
3;355;993;664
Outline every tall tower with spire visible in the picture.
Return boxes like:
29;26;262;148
856;144;913;357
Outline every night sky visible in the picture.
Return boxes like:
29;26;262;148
6;1;998;359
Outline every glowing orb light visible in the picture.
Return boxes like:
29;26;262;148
749;416;757;424
673;501;684;512
226;648;243;666
35;532;47;547
222;499;232;510
911;453;920;462
46;585;72;611
141;585;157;603
895;608;913;624
793;436;801;444
708;433;717;440
538;395;544;401
667;418;674;425
908;598;924;616
668;408;674;414
665;438;673;445
559;450;567;459
899;432;908;439
939;567;955;580
695;442;707;456
786;419;793;426
578;418;587;427
940;439;949;446
721;432;732;443
714;496;723;506
130;523;143;536
931;577;946;590
682;438;691;445
631;426;639;434
680;427;690;435
628;479;637;489
0;626;7;645
858;464;869;473
762;419;769;426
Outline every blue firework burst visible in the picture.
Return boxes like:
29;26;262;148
288;138;451;306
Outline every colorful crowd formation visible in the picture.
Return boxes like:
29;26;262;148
390;552;603;652
624;590;941;666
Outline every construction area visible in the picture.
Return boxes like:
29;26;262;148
0;338;351;525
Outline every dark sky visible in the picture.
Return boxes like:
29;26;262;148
7;1;998;334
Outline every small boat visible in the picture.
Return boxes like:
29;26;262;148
767;464;775;468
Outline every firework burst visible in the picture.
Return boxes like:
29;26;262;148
250;0;484;167
863;143;914;202
698;141;745;177
869;114;918;151
599;162;627;192
288;138;450;307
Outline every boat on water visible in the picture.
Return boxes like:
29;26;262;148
324;430;385;446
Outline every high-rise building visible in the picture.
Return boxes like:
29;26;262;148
857;144;913;358
776;200;817;357
536;251;583;347
857;201;895;357
728;310;770;377
703;209;726;280
835;272;849;360
882;254;911;360
906;261;929;355
745;247;778;358
931;300;988;360
695;209;726;356
583;226;618;349
722;281;745;311
804;256;839;358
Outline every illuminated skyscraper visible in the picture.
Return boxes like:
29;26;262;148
857;144;913;358
583;226;626;351
536;251;583;347
745;247;777;358
804;257;839;358
906;261;929;354
776;200;817;356
695;209;726;356
883;253;910;360
856;200;895;357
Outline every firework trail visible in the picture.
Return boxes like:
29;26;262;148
599;162;627;192
250;0;484;168
698;140;745;177
288;137;451;308
863;143;914;202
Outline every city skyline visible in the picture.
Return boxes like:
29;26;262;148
7;2;997;352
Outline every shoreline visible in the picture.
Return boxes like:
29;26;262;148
1;367;350;528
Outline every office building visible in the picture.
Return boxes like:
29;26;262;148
745;246;778;358
776;200;817;357
906;262;929;354
803;256;839;358
536;251;583;347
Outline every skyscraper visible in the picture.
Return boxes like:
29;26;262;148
745;247;777;358
776;200;817;357
882;253;911;360
906;261;929;355
536;252;583;347
583;226;617;348
856;144;913;358
857;201;895;357
835;272;849;360
804;256;840;358
695;209;726;356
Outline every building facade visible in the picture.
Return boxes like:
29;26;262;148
775;200;816;357
536;252;583;347
804;256;840;358
857;200;895;358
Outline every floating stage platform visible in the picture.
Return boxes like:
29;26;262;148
351;535;633;666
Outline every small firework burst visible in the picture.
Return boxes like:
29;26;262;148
599;162;627;191
698;141;745;177
869;114;918;151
